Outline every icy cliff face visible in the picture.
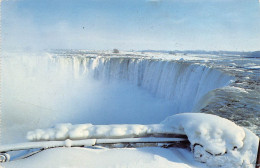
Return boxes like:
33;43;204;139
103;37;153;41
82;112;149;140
51;56;233;113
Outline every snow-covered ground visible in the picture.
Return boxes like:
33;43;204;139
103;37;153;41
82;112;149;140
1;50;259;168
2;147;206;168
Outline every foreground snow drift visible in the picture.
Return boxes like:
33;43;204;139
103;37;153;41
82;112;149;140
1;147;206;168
27;113;259;168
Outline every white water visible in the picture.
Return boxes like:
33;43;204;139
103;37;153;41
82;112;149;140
1;52;233;144
52;56;233;113
54;56;232;113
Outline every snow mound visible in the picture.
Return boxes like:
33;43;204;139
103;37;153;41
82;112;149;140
161;113;259;168
161;113;245;155
27;113;259;168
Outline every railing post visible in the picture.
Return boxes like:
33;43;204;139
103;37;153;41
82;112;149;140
256;139;260;168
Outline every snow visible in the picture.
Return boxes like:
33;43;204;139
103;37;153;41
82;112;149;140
25;113;259;168
1;147;206;168
27;124;176;141
161;113;259;168
161;113;246;155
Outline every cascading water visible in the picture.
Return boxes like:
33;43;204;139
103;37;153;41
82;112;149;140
51;56;233;113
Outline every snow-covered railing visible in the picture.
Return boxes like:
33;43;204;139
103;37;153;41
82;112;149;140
26;113;259;168
26;123;186;141
1;113;259;168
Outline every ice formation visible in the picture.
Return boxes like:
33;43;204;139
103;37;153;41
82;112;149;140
27;113;259;168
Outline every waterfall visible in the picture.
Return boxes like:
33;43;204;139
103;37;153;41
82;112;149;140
51;56;233;113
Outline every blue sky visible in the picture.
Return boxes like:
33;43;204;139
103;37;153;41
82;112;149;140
2;0;260;51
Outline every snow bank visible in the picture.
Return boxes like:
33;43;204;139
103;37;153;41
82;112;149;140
161;113;259;168
27;113;259;168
